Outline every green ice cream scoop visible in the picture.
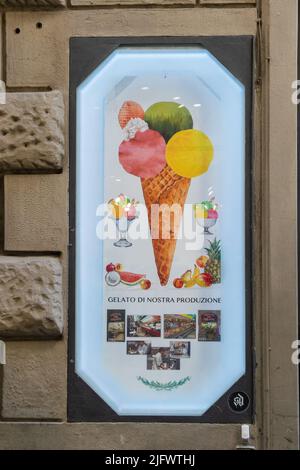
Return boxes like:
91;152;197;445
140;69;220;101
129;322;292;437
144;101;193;143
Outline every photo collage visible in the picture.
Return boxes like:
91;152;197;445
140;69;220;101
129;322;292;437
107;310;221;371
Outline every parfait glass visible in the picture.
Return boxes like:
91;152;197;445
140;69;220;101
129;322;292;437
194;203;218;236
196;216;217;236
114;214;137;248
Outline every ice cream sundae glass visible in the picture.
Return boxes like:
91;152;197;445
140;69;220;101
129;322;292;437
108;194;138;248
194;199;219;235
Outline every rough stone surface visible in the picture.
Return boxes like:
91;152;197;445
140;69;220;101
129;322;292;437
0;256;63;338
71;0;195;5
5;9;257;88
1;340;66;419
4;174;66;252
0;0;66;7
201;0;254;4
265;0;298;451
0;422;250;450
0;91;64;172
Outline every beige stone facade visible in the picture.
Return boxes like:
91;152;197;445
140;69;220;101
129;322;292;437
0;91;64;172
0;0;298;450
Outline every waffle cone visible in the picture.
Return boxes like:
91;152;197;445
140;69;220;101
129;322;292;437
141;165;191;286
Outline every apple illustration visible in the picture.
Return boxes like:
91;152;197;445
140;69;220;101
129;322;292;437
140;279;151;290
173;278;184;289
106;263;115;272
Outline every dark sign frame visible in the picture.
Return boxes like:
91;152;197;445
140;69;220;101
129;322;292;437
68;36;254;423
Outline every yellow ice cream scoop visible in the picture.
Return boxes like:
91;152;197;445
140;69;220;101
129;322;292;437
194;206;207;219
166;129;214;178
108;200;124;220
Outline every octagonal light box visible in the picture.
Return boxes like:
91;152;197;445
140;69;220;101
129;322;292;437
69;39;253;421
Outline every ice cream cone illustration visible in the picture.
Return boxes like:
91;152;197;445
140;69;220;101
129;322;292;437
118;101;214;286
141;165;190;286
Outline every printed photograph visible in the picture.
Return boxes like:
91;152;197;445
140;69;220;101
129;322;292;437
107;309;125;342
164;314;196;339
198;310;221;342
170;341;191;358
147;347;180;371
126;341;151;355
127;315;161;338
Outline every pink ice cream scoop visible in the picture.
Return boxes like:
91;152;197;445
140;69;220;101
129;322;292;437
126;205;137;220
207;209;218;219
119;129;166;179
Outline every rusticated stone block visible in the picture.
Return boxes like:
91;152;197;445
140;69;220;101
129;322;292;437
0;0;66;7
4;174;66;252
1;340;66;420
0;91;64;172
0;256;63;338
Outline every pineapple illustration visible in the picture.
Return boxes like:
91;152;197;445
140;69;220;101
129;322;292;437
204;238;221;284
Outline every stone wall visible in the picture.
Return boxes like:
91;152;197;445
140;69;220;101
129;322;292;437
0;0;298;451
0;0;69;427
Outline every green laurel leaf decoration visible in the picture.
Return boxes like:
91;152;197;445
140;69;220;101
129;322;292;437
137;376;191;391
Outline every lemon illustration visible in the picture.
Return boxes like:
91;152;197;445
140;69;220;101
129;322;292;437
166;129;214;178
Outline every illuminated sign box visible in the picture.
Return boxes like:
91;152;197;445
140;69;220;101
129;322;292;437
69;37;253;422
